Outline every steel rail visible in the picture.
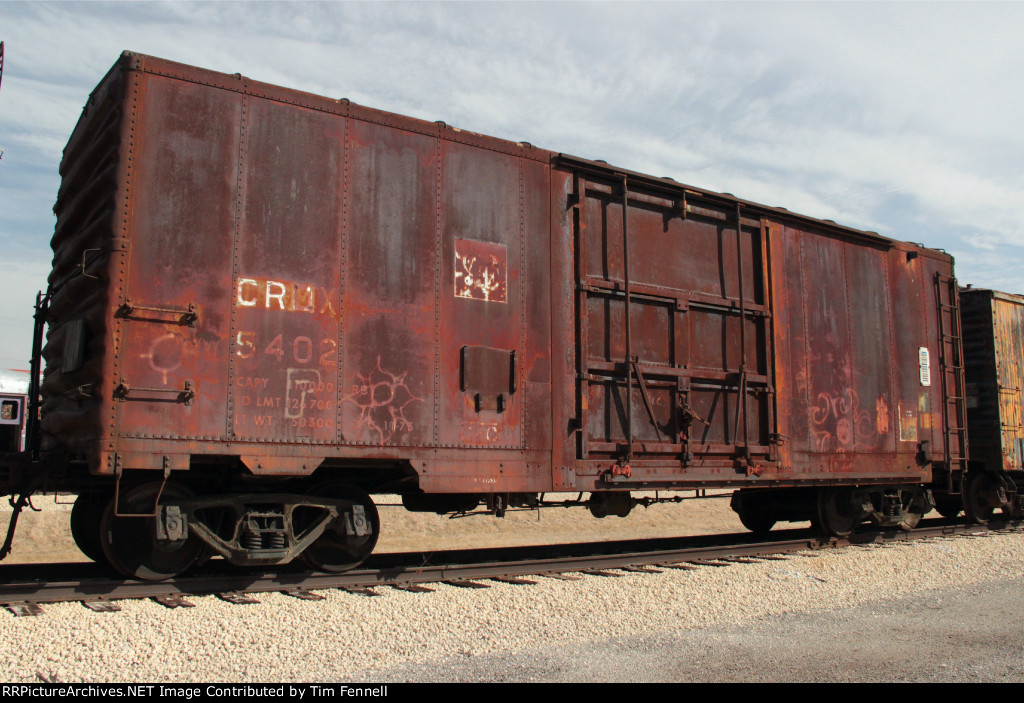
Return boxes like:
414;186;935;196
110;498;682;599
1;519;1019;611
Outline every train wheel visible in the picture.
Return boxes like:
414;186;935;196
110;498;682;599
70;492;109;563
736;506;776;535
99;481;204;581
816;488;860;538
933;495;962;519
738;512;776;535
302;482;380;573
964;473;996;525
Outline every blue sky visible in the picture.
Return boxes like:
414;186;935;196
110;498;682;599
1;1;1023;368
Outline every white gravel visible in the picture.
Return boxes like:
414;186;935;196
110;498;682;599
2;530;1023;682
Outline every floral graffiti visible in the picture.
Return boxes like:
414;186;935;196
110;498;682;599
454;238;507;303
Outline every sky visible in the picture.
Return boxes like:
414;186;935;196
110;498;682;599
0;1;1022;369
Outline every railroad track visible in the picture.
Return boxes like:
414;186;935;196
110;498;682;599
2;518;1019;616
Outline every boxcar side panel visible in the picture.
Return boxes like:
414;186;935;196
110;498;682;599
765;220;805;474
227;97;345;451
87;59;556;488
886;250;943;475
771;222;940;482
992;294;1024;471
788;225;852;467
844;242;898;458
520;158;553;454
341;120;438;449
549;169;578;488
437;141;524;450
116;74;241;447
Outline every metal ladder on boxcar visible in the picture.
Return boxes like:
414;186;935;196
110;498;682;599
935;273;969;492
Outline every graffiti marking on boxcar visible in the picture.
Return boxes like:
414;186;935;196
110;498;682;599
460;421;500;445
811;388;881;452
140;334;185;384
343;358;423;444
454;239;507;303
236;276;339;318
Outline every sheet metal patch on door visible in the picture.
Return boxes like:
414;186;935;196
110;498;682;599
455;238;507;303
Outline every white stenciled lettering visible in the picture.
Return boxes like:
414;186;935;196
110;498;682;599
235;275;340;319
265;280;287;310
237;278;259;307
297;285;316;314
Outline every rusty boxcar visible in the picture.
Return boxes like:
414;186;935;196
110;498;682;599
960;288;1024;522
1;52;970;579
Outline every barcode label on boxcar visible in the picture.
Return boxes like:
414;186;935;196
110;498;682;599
919;347;931;387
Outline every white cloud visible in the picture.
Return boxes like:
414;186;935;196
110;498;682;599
0;258;50;369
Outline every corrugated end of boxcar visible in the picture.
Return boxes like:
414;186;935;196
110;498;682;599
39;57;130;481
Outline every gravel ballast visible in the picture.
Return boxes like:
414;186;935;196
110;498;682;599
2;529;1023;683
